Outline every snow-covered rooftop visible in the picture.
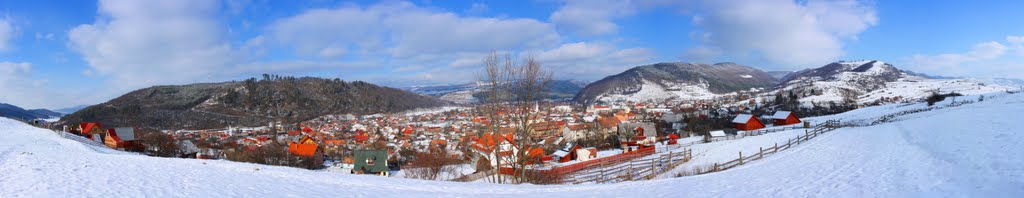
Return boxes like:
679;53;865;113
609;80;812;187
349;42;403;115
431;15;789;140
732;114;753;123
771;111;792;120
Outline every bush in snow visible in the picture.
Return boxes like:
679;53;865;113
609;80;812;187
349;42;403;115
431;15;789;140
926;92;963;106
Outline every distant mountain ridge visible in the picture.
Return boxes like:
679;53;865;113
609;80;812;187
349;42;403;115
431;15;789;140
0;103;62;121
55;105;90;115
573;62;778;104
405;79;587;104
60;77;448;130
569;60;1016;106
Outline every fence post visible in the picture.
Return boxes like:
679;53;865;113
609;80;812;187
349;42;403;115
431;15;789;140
759;147;763;159
739;151;743;165
714;163;718;172
650;157;656;179
627;160;632;178
774;143;778;152
668;151;674;167
600;161;607;183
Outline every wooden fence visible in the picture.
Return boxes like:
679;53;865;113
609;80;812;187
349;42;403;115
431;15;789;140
564;149;692;184
694;119;841;175
52;129;107;148
708;124;812;142
544;146;657;176
748;125;808;136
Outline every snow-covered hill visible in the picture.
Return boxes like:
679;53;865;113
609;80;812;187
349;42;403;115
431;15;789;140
776;60;1016;106
574;62;777;104
2;93;1023;197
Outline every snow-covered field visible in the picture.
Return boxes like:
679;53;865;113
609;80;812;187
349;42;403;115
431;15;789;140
2;93;1023;197
438;89;480;104
857;77;1014;103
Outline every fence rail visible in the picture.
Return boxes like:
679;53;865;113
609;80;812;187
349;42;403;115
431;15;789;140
563;148;692;184
698;120;840;174
52;129;107;148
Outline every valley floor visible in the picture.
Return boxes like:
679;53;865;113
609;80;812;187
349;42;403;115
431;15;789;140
1;93;1022;197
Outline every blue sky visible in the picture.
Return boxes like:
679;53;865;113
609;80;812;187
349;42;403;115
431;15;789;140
0;0;1022;109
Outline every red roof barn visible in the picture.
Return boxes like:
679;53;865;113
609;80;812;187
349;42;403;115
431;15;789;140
732;114;765;131
771;111;802;126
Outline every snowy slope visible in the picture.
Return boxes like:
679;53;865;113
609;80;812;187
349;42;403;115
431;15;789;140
595;79;721;103
3;94;1024;197
670;92;1024;196
776;60;1016;106
574;62;776;104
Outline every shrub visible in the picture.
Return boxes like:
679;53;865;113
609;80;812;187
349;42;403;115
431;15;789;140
926;92;963;106
523;170;565;184
404;150;463;181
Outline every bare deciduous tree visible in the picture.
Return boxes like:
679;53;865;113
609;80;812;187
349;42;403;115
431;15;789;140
404;150;462;180
478;51;552;184
140;131;180;157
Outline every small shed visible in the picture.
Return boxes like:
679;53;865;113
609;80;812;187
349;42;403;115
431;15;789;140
667;134;680;145
555;143;580;163
353;150;389;175
771;111;802;126
732;114;765;131
576;147;598;162
709;130;726;138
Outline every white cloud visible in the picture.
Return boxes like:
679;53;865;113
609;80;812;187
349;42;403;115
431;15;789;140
68;0;237;90
691;0;877;68
548;0;877;68
536;42;656;80
0;62;31;82
35;32;55;41
393;65;424;72
0;62;64;109
1007;35;1024;44
549;0;635;36
466;3;489;14
1008;35;1024;56
909;41;1006;68
681;45;722;62
906;40;1022;79
536;42;614;62
0;17;15;52
268;2;559;59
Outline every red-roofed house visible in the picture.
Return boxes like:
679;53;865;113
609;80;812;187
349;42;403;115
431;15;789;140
288;135;319;157
353;130;369;143
105;127;143;151
771;111;802;126
79;122;104;142
667;134;680;145
469;132;519;170
732;114;765;131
